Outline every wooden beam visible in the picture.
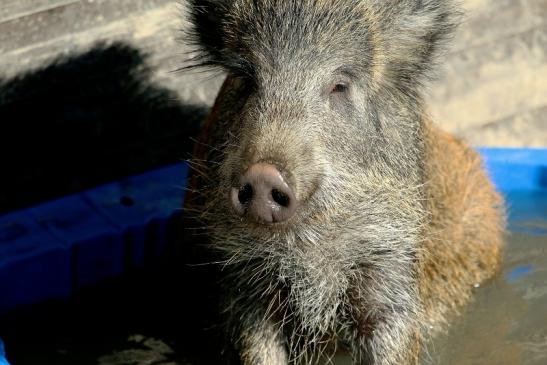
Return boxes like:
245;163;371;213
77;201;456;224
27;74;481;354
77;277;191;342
0;0;80;24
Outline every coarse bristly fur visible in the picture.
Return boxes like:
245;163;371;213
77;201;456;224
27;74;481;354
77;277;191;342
182;1;504;364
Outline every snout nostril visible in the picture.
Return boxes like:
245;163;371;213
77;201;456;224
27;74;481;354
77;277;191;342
238;184;253;205
272;189;290;207
232;163;297;223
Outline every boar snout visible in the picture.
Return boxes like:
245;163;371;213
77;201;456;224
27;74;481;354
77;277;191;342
230;163;297;224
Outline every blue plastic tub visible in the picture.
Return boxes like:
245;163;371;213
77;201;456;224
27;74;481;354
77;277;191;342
0;163;187;316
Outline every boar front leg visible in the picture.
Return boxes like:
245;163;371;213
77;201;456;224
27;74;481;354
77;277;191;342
349;318;421;365
236;315;288;365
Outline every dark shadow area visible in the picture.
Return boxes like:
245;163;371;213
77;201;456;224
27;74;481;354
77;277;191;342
0;42;226;364
0;42;208;214
0;215;228;365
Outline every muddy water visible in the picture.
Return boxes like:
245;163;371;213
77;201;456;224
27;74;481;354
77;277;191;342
424;230;547;365
333;233;547;364
422;191;547;365
334;191;547;365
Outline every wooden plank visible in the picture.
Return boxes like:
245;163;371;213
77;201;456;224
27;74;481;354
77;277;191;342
461;105;547;147
0;0;172;55
453;0;546;52
429;0;547;146
428;25;547;134
0;3;222;106
0;3;179;75
0;0;80;24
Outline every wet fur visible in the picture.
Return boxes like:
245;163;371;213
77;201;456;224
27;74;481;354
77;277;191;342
183;1;504;364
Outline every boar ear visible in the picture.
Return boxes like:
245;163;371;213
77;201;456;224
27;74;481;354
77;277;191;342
186;0;230;68
379;0;461;92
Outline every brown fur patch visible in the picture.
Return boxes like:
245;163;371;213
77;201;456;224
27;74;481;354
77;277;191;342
420;118;504;330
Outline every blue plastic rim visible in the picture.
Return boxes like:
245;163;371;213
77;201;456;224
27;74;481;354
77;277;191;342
478;148;547;192
0;163;187;315
0;148;545;318
0;337;9;365
478;148;547;236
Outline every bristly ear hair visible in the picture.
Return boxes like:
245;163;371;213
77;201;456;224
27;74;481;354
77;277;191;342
185;0;226;68
184;0;254;76
377;0;461;95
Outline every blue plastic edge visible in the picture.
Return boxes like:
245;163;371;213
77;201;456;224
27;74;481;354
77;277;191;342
0;163;188;316
28;194;125;289
478;147;547;192
0;337;10;365
0;210;71;315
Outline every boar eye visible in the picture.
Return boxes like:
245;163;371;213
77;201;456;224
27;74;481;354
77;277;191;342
331;83;349;94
